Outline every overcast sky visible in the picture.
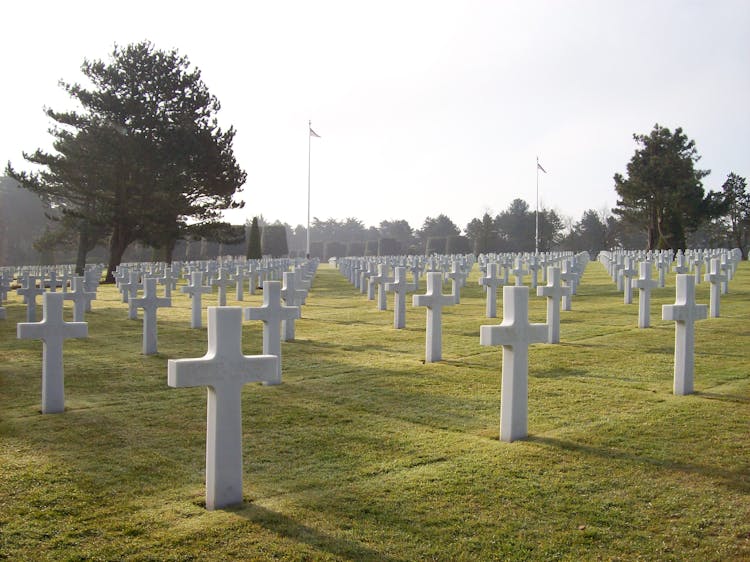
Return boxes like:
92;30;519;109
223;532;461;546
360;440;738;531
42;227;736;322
2;1;748;232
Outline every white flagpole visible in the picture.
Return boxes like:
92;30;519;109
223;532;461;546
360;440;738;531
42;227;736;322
307;120;312;259
535;156;539;255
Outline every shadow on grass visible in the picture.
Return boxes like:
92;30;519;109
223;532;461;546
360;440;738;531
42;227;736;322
527;435;750;494
531;367;588;379
695;391;750;404
233;502;395;562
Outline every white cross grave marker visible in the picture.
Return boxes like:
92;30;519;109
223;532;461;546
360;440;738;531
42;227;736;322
214;268;232;307
281;271;306;340
182;271;212;328
385;266;417;329
621;258;638;305
245;281;299;380
536;266;570;344
159;267;178;298
234;266;245;301
17;292;88;414
479;262;504;318
511;257;528;287
632;261;657;328
662;274;707;396
168;306;278;510
480;286;548;442
412;272;455;362
704;258;726;318
372;264;393;311
130;277;172;355
63;276;97;322
446;262;467;304
17;276;45;322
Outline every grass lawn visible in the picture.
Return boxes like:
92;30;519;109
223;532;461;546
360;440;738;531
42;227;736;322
1;260;748;561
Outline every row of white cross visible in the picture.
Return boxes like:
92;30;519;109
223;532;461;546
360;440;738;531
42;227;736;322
6;251;736;511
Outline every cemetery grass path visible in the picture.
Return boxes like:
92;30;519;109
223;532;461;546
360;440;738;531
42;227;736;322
1;262;748;561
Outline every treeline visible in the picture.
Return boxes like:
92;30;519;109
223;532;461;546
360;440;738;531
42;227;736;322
4;37;748;271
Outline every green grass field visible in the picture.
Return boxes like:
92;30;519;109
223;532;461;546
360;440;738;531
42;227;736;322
1;261;748;561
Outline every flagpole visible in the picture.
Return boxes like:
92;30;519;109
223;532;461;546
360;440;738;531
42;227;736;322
535;156;539;255
307;120;311;259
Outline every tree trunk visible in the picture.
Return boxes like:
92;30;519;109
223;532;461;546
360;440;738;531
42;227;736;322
164;238;176;265
105;225;132;283
75;229;90;276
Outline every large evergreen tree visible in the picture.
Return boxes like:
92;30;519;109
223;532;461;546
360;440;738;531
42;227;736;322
465;212;499;255
613;124;713;250
7;41;245;281
246;216;262;259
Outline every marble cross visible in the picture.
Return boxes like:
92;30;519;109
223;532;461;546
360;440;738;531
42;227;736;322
168;307;278;510
479;262;504;318
632;261;657;328
130;277;171;355
412;272;455;362
245;281;299;380
536;266;570;344
17;292;88;413
182;271;212;328
385;266;417;329
662;274;707;395
480;286;547;442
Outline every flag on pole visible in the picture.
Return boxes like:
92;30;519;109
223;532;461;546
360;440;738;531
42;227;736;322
537;161;547;174
310;127;321;138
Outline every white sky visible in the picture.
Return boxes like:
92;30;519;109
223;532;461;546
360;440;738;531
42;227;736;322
2;1;748;232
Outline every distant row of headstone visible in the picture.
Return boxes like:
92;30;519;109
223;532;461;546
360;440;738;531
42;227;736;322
1;248;743;509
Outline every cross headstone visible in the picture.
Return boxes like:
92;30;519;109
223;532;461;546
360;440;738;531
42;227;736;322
46;271;61;292
364;262;378;300
479;262;504;318
621;258;638;305
168;306;278;510
280;271;305;340
632;261;657;328
182;271;212;328
372;264;393;311
480;286;548;442
412;272;455;362
245;281;299;380
17;276;45;322
672;253;689;274
83;268;101;295
159;267;179;298
656;255;669;288
719;254;730;294
0;271;13;302
446;262;467;304
662;274;707;396
527;255;541;289
511;257;528;287
63;276;97;322
559;262;576;311
234;266;245;301
17;292;88;413
120;271;142;306
385;266;417;329
703;258;726;318
536;266;570;344
247;263;259;295
214;268;232;307
130;277;172;355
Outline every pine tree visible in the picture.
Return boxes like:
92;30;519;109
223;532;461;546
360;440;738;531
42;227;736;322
246;217;262;259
